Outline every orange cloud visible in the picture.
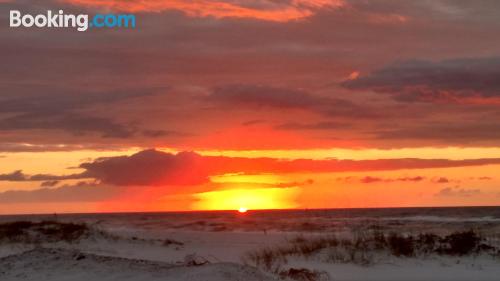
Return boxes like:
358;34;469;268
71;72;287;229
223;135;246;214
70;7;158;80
5;150;500;189
72;150;500;186
63;0;344;22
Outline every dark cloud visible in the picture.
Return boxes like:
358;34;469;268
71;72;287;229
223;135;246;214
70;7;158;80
0;181;119;203
433;177;450;184
207;84;328;109
275;121;349;130
374;122;500;143
40;180;60;187
0;170;26;181
359;176;383;184
242;119;266;126
0;113;134;138
141;130;172;138
0;85;167;139
393;176;425;182
79;149;210;186
77;150;500;186
359;176;425;184
467;176;493;181
343;57;500;102
0;170;84;182
436;186;482;197
4;150;500;188
0;143;126;153
0;85;161;114
141;129;189;138
2;1;500;149
275;179;314;188
206;84;379;118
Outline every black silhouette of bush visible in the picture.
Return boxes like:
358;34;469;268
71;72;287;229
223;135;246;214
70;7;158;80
372;230;387;250
416;233;439;253
439;230;481;256
244;247;287;273
163;238;184;246
0;221;90;243
0;221;34;242
387;233;414;257
279;268;330;281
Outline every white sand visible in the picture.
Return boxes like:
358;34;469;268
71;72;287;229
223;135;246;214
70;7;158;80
0;247;276;281
289;256;500;281
1;228;500;280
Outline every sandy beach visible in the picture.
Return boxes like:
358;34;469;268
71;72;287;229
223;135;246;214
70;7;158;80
1;208;500;281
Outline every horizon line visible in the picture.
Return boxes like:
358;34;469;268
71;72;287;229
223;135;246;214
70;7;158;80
1;205;499;217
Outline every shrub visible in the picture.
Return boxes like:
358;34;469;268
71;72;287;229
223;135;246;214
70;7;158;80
416;233;439;254
279;268;330;281
439;230;481;256
0;221;90;243
372;230;387;250
0;221;34;242
288;235;339;257
163;238;184;246
243;247;287;273
387;233;414;257
243;229;495;273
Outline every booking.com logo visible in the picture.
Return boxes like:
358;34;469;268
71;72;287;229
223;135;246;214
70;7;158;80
9;10;136;32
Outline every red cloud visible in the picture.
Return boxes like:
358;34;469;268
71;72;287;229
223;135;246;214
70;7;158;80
63;0;344;22
77;149;500;186
4;150;500;187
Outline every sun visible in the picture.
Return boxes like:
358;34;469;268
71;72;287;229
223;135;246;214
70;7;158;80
238;207;248;213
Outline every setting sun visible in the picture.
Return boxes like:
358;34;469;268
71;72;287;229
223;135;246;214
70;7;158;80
238;207;248;213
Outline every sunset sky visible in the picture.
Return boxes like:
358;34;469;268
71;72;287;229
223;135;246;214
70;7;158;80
1;0;500;214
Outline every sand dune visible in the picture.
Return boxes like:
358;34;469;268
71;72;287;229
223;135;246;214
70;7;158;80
0;248;276;281
1;211;500;281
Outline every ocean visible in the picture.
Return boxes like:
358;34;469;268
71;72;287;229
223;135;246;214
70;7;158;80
1;206;499;234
